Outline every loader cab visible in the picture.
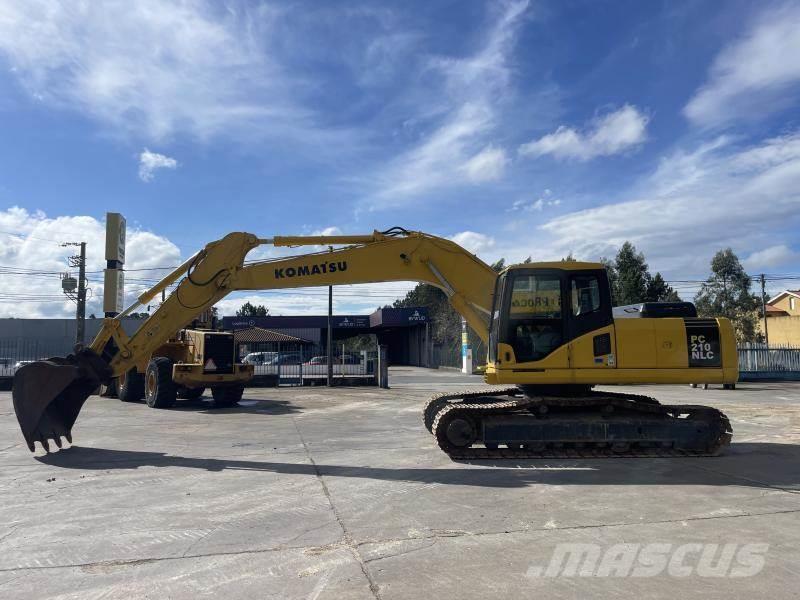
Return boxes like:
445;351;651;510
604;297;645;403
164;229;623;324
489;263;613;365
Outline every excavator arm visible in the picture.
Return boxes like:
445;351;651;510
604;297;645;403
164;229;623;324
13;228;498;451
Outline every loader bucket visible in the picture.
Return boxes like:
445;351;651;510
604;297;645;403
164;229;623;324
12;348;112;453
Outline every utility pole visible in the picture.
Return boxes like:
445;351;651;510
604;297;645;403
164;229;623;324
63;242;87;345
327;246;334;387
721;274;728;315
760;273;769;346
76;242;86;344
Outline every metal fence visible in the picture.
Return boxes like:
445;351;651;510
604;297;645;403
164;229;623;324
0;338;378;387
738;343;800;378
241;343;377;386
0;339;75;378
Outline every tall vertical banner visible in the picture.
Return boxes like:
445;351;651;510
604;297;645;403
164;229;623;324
103;212;126;315
461;318;472;374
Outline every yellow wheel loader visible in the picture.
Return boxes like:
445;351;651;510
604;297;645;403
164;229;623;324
12;227;735;457
115;328;253;408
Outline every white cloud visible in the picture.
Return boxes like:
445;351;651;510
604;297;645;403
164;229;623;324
744;245;800;271
534;131;800;275
213;281;416;318
0;207;181;318
685;5;800;127
367;1;528;203
510;190;561;212
449;231;496;254
0;210;419;319
0;1;335;144
460;146;509;182
138;149;178;182
310;226;343;237
519;104;648;161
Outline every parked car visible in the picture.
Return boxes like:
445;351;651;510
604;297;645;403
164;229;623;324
265;352;302;366
304;354;361;365
304;356;328;366
13;360;35;371
242;352;278;366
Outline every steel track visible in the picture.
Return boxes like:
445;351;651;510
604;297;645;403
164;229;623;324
426;388;732;459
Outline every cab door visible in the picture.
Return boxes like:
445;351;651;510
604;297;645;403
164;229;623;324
564;271;615;369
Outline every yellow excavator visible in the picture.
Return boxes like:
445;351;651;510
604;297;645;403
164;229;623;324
12;227;735;458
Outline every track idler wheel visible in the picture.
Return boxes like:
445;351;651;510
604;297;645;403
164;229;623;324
435;409;478;451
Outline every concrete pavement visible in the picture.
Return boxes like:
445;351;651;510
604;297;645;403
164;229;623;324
1;368;799;598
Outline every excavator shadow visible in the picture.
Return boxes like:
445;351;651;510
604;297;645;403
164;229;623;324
36;442;800;491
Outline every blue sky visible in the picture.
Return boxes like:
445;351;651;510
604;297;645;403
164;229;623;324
1;0;799;317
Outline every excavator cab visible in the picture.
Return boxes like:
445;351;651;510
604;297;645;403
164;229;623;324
487;263;613;375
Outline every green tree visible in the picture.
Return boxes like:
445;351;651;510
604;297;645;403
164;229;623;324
490;258;506;272
236;301;269;317
523;255;533;264
600;256;619;305
694;248;759;342
614;242;649;305
644;272;681;302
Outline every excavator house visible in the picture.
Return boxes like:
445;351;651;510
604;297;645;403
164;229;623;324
12;228;734;458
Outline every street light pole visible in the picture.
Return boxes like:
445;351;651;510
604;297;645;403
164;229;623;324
327;285;333;386
327;246;333;387
760;273;769;345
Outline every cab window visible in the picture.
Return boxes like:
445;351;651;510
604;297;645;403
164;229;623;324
570;275;601;316
506;274;563;362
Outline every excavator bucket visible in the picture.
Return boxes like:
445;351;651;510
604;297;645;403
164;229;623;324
12;348;112;453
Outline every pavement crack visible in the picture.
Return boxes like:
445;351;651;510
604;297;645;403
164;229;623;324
363;539;439;564
292;417;382;600
0;525;20;545
354;507;800;550
180;527;216;558
0;542;342;573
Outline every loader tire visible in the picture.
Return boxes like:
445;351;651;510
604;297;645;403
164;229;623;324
119;369;144;402
177;386;205;400
145;357;176;409
211;385;244;408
